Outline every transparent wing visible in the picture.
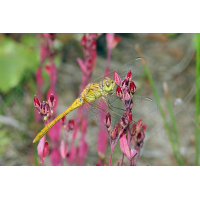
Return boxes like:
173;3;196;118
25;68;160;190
107;95;158;116
92;57;146;85
81;98;120;124
81;98;137;128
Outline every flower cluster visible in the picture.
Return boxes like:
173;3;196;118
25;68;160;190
34;94;55;122
106;70;146;166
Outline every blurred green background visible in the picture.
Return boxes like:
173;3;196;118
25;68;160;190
0;33;197;165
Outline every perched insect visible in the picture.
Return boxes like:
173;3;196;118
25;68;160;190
33;57;158;143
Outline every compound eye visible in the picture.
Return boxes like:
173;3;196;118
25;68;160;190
106;81;110;87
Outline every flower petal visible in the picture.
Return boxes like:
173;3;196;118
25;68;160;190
114;71;122;85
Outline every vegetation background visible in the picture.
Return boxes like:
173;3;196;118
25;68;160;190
0;33;197;166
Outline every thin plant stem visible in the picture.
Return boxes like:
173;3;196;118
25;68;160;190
144;65;183;165
109;143;114;166
166;99;180;148
121;153;124;166
195;33;200;165
163;82;183;163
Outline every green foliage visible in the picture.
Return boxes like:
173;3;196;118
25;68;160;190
166;33;180;38
0;36;39;93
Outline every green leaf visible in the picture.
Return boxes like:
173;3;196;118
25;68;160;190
0;37;39;93
166;33;180;38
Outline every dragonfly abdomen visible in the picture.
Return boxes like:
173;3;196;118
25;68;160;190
33;98;82;143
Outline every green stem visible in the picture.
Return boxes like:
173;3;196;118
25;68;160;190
166;98;184;165
195;33;200;165
144;65;183;165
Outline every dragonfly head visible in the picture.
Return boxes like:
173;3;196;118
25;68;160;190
103;77;115;92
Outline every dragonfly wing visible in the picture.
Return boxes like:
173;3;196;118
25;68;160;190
107;95;158;116
81;98;108;124
115;57;146;79
81;98;126;128
131;95;158;115
91;57;146;84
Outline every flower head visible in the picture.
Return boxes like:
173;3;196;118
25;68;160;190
105;112;112;128
125;70;132;80
129;81;137;94
116;86;123;98
114;71;122;86
34;96;41;109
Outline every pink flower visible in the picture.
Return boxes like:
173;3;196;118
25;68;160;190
114;71;122;85
62;116;66;125
34;96;41;109
48;94;55;108
116;86;123;98
105;112;111;127
125;70;132;80
119;133;137;160
67;119;75;131
129;81;137;94
110;125;119;140
123;89;131;101
122;79;129;88
37;135;49;165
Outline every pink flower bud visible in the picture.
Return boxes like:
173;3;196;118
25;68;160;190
122;79;129;88
127;113;132;123
142;124;146;131
62;116;66;124
116;86;123;98
126;70;132;80
136;131;145;143
131;124;137;136
110;126;118;140
34;96;41;109
68;119;75;130
114;71;121;85
105;112;111;127
48;94;55;107
123;89;131;101
43;141;50;158
129;81;137;94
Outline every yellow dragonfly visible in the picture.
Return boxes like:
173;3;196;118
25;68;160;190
33;57;158;143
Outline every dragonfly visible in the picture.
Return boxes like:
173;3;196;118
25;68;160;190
33;57;158;143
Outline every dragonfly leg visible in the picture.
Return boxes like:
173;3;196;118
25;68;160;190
102;96;113;111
